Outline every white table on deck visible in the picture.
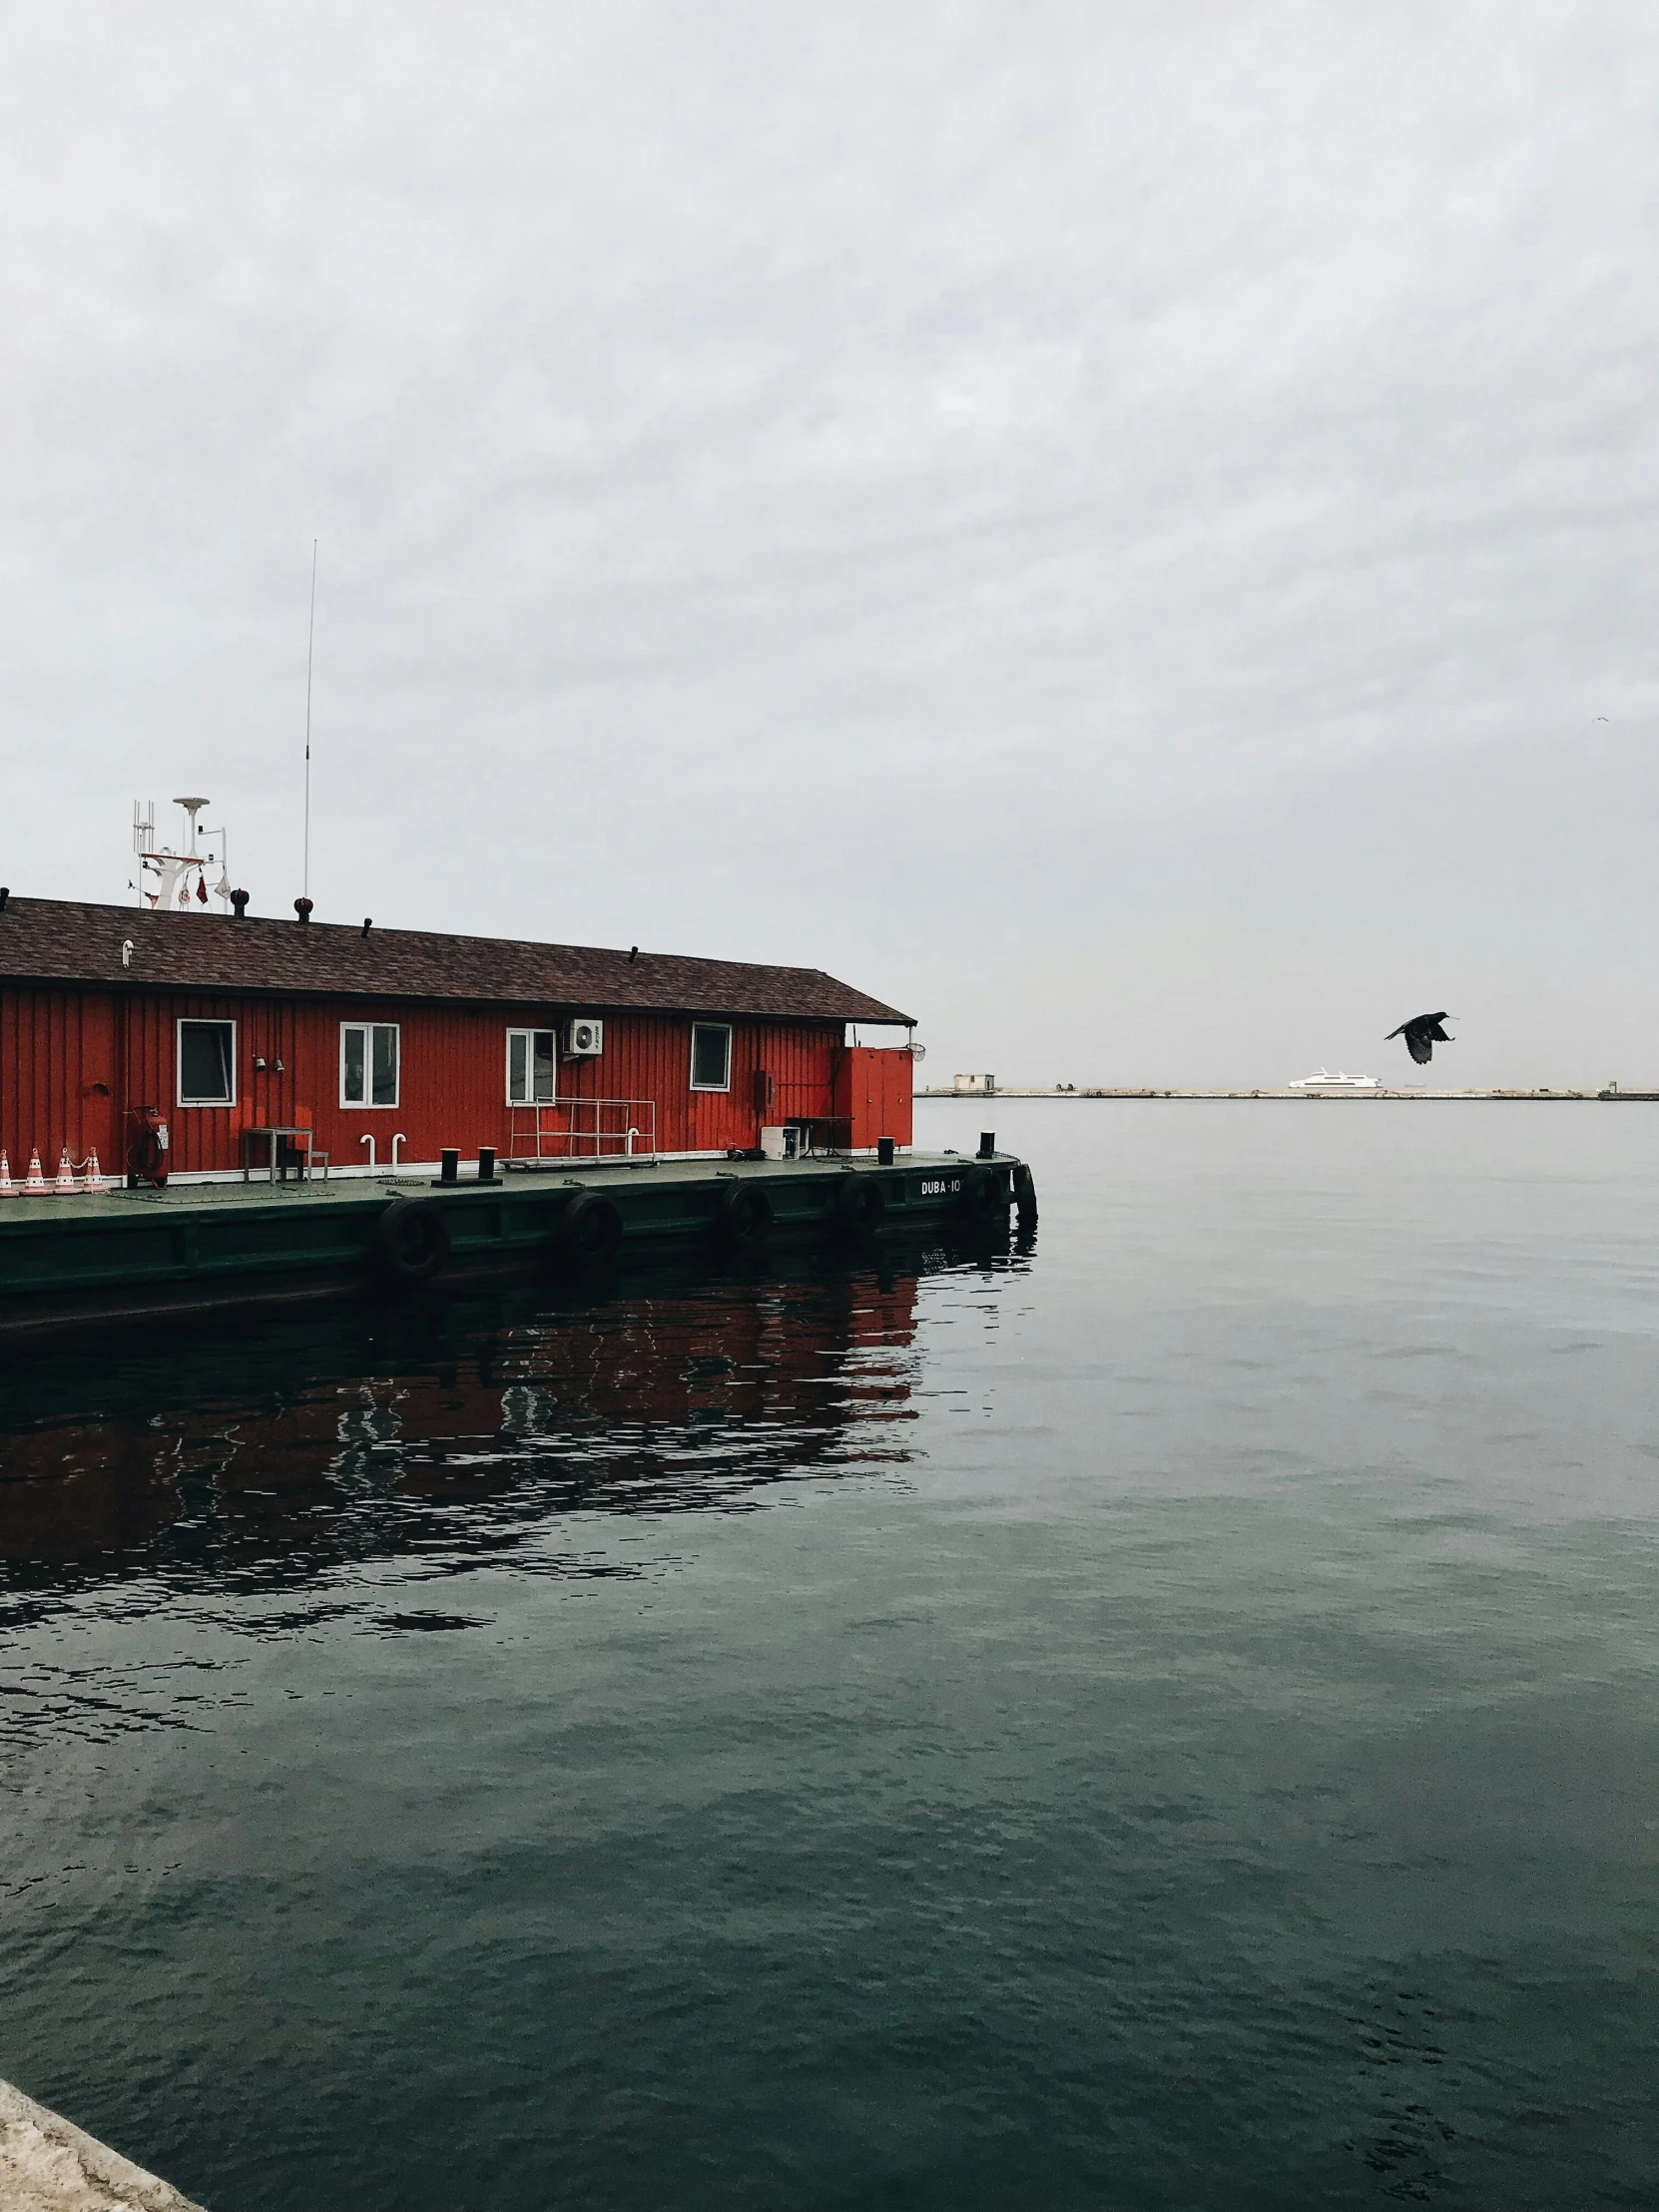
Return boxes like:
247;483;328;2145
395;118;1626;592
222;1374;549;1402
241;1125;318;1182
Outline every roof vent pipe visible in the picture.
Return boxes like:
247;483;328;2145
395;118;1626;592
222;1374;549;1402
294;896;313;924
628;945;639;963
230;888;250;918
0;887;9;913
361;917;372;938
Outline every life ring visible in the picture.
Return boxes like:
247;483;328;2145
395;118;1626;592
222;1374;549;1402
556;1190;624;1268
958;1164;1007;1221
833;1176;885;1235
370;1196;451;1286
715;1182;773;1251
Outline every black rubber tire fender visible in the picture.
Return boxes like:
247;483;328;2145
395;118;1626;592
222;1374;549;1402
715;1181;773;1251
958;1164;1008;1220
556;1190;624;1268
371;1196;451;1286
832;1175;886;1235
1013;1162;1038;1224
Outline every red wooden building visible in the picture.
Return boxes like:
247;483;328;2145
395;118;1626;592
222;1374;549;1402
0;896;915;1183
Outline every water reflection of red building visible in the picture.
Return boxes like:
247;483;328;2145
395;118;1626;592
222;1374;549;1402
0;1269;920;1577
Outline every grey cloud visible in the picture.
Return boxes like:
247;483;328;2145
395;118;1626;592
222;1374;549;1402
3;3;1656;1083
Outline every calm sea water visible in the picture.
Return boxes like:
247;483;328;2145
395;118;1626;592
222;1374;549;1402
3;1101;1658;2210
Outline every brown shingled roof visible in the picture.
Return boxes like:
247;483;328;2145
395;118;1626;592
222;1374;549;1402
0;897;913;1025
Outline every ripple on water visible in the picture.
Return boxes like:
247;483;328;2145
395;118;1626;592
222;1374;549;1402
2;1109;1658;2210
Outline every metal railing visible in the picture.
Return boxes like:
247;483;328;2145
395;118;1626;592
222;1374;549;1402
508;1100;658;1161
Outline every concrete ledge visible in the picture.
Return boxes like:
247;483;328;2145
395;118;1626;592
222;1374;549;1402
0;2079;205;2212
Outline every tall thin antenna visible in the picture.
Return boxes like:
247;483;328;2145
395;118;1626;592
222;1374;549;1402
302;538;317;899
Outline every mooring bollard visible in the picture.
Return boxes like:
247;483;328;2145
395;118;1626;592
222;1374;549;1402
439;1149;459;1185
876;1136;895;1166
477;1146;496;1183
977;1130;995;1159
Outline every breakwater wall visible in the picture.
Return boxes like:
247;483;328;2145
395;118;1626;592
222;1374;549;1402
918;1087;1655;1102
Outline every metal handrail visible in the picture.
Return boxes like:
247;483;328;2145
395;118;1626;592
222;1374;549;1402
508;1100;658;1161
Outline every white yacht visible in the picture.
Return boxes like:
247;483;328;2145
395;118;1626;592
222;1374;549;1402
1287;1068;1381;1091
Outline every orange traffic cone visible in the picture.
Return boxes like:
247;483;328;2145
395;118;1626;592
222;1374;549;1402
25;1148;46;1192
80;1150;106;1194
54;1149;77;1193
0;1150;12;1195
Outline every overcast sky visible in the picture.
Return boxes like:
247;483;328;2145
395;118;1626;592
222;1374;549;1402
5;4;1656;1084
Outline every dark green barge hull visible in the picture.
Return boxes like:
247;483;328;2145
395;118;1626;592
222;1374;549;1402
0;1150;1036;1336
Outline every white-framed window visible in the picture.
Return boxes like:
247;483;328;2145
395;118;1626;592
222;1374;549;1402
507;1026;557;1105
341;1021;400;1107
690;1021;732;1092
177;1018;236;1106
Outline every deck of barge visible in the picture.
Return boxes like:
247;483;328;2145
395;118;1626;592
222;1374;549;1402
0;1148;1032;1332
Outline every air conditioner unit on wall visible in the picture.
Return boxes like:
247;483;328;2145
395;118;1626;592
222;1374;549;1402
564;1017;604;1057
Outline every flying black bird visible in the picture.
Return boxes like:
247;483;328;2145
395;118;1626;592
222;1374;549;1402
1385;1011;1454;1066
